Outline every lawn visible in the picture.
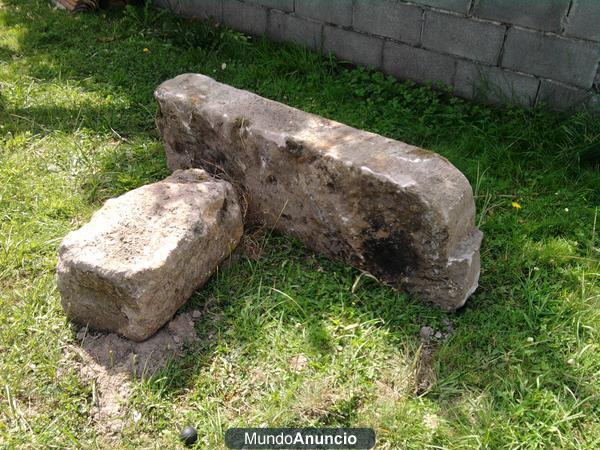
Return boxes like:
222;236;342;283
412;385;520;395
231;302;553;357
1;0;599;448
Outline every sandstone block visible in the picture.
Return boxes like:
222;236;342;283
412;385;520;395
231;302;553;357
57;169;243;341
155;74;482;310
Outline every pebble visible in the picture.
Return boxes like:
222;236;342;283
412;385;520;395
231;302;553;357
180;426;198;447
419;326;434;340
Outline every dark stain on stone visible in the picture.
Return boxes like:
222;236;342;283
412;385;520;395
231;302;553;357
173;140;187;154
363;231;419;279
315;161;339;192
192;222;205;235
217;198;229;224
266;175;277;184
285;138;304;156
368;214;385;232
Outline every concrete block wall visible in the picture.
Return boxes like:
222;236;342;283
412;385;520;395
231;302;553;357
155;0;600;111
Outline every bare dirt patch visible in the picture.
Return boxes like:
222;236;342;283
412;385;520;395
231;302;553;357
414;319;454;395
61;311;201;437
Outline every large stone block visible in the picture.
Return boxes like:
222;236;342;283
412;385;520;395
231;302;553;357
422;11;506;65
454;60;540;108
57;169;243;341
564;0;600;42
383;41;456;86
295;0;353;27
268;10;323;51
501;28;600;88
155;74;483;310
323;26;383;68
353;0;422;45
474;0;570;33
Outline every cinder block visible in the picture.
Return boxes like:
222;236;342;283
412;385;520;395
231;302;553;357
454;60;540;107
564;0;600;42
588;95;600;113
155;0;222;20
537;79;592;110
268;11;323;50
295;0;353;27
474;0;570;32
410;0;470;15
501;28;600;88
422;11;506;65
323;26;383;68
246;0;294;13
382;41;456;86
353;0;422;45
222;0;268;35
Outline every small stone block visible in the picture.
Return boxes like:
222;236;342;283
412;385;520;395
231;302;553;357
57;169;243;341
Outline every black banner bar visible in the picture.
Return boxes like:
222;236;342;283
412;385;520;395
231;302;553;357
225;428;376;449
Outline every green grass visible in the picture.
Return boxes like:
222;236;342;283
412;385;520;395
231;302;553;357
1;0;599;448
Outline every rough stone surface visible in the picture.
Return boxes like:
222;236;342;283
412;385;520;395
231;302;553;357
323;25;383;68
353;0;422;45
474;0;570;32
268;10;323;50
564;0;600;42
422;11;506;65
501;28;600;88
383;41;456;86
155;74;483;310
57;169;243;341
454;60;540;108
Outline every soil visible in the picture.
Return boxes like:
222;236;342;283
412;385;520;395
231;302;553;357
62;310;201;436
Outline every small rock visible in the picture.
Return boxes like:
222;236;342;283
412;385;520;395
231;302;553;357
180;426;198;447
191;310;202;319
76;330;87;341
420;326;434;340
434;331;443;339
289;354;308;371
